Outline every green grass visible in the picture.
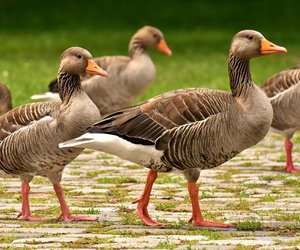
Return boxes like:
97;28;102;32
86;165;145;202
155;237;176;250
61;237;113;248
0;235;15;243
97;176;138;184
225;199;254;211
107;186;129;202
31;176;51;185
156;173;184;184
186;229;229;240
69;171;81;176
85;208;101;215
259;175;286;182
235;245;262;250
215;171;232;181
86;170;116;178
274;213;300;222
118;205;143;225
259;194;281;202
235;221;263;231
283;178;300;187
155;202;177;211
0;0;299;107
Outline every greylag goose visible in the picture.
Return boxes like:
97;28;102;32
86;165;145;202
0;47;107;221
31;25;172;115
261;66;300;173
0;84;12;115
60;30;287;227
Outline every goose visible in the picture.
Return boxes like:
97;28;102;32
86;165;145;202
0;47;107;221
261;66;300;173
60;30;287;227
0;84;12;115
31;25;172;115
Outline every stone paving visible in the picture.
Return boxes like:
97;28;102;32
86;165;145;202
0;132;299;249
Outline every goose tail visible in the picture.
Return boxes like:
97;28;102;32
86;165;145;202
59;133;97;149
31;92;60;101
59;133;119;151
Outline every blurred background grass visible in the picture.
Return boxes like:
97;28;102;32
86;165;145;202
0;0;300;107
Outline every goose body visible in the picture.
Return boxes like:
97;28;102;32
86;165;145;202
65;86;272;171
61;30;287;227
261;66;300;173
0;83;12;115
31;26;172;115
0;47;107;221
0;98;96;180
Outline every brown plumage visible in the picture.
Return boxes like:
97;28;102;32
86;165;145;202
261;65;300;173
0;47;107;221
91;88;233;149
0;84;12;115
31;26;172;115
60;30;287;227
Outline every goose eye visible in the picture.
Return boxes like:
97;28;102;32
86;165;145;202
248;35;254;41
153;33;158;39
77;55;82;59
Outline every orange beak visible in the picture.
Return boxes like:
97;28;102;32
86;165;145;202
260;38;287;55
86;59;108;77
156;39;172;56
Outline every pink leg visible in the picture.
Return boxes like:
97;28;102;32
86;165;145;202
188;182;234;228
285;139;300;174
132;169;163;226
17;182;44;221
53;183;97;222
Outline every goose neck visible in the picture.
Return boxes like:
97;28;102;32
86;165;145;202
128;36;147;57
228;54;252;97
57;70;82;103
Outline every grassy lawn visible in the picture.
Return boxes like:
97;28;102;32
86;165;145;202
0;0;300;107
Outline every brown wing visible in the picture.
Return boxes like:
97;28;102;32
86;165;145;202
0;102;58;141
261;65;300;98
87;88;233;145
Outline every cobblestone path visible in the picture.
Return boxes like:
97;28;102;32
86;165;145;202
0;132;299;249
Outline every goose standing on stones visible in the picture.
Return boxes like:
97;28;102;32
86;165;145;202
31;26;172;115
60;30;287;227
0;84;12;115
261;66;300;173
0;47;107;221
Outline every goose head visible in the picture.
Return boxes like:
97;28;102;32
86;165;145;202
230;30;287;60
59;47;108;77
133;26;172;56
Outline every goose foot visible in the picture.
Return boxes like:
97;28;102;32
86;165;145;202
59;213;98;222
188;216;234;228
53;183;97;222
17;213;44;221
187;182;233;228
192;219;234;228
19;182;44;221
285;165;300;174
132;198;164;226
132;169;163;226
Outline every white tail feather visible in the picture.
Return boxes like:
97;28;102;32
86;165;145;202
59;133;163;166
31;92;60;101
